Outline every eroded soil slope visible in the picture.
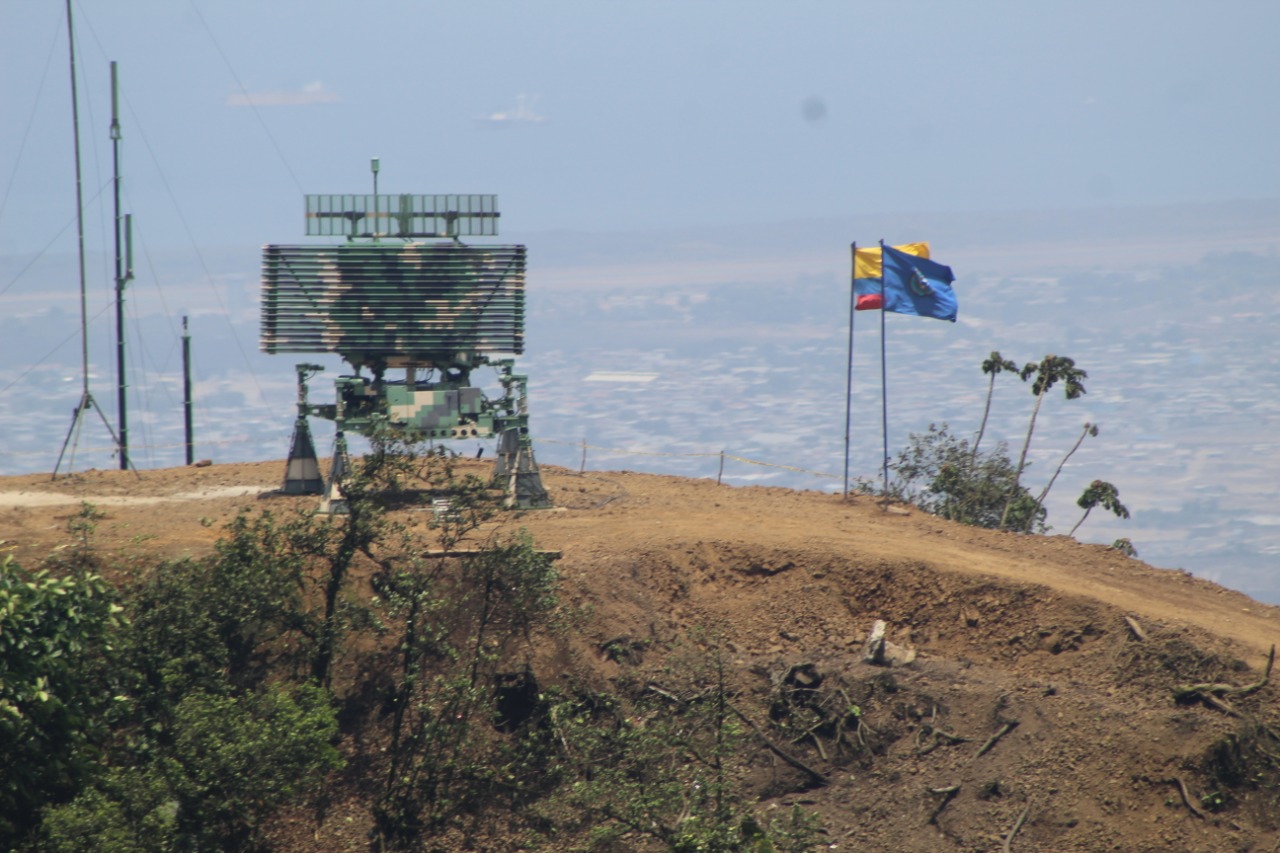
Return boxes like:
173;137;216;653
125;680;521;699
3;460;1278;852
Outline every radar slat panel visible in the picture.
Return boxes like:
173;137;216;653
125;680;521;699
260;243;525;357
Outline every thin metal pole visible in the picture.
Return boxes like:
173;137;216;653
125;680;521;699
371;156;379;241
878;240;890;505
55;0;130;478
182;316;194;465
843;242;856;499
68;0;88;396
111;61;130;470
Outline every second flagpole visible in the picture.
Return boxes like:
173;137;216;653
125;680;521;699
843;242;857;500
878;240;890;506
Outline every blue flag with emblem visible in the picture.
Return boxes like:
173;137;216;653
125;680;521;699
881;243;958;322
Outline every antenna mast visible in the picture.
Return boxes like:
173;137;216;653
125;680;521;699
111;61;134;470
52;0;129;478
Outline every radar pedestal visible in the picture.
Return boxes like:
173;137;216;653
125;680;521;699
282;364;326;495
492;365;548;509
318;431;350;515
260;172;549;509
496;429;548;509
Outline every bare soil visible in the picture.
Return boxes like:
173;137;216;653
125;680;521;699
4;459;1279;852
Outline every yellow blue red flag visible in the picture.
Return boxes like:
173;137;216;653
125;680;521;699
851;242;929;310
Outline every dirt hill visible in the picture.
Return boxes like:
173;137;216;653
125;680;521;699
3;460;1278;852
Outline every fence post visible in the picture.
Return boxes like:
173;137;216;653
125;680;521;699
717;450;725;485
580;436;587;474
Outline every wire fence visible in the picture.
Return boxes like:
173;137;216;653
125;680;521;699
5;431;848;491
535;437;841;486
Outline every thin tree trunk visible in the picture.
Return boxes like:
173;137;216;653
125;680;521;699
971;374;998;466
1026;423;1092;532
1000;388;1045;529
312;519;360;686
1070;506;1093;537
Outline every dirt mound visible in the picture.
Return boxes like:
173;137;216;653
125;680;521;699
3;460;1279;851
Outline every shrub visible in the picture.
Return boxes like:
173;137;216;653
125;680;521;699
0;556;123;848
885;423;1045;532
36;684;341;853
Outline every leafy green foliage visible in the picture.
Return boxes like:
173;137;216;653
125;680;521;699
1110;538;1138;557
32;506;346;853
885;423;1045;532
36;684;341;853
884;350;1127;540
19;437;836;851
305;428;501;687
1070;480;1130;537
167;684;342;849
0;556;124;848
120;510;317;725
34;766;180;853
1019;354;1088;400
66;501;106;563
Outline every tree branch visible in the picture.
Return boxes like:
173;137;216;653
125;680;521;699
1002;804;1031;853
974;721;1019;759
726;701;829;787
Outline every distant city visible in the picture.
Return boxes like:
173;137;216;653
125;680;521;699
1;205;1277;603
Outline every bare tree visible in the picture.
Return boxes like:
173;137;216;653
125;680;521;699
1025;422;1099;532
1000;354;1087;530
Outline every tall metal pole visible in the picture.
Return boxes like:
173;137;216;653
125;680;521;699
878;240;890;505
68;0;89;400
183;316;194;465
53;0;130;478
111;61;132;470
370;156;379;241
843;242;857;499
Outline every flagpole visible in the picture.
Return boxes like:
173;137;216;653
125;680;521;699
878;240;890;507
843;242;857;500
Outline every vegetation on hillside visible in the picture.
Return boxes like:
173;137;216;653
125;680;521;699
4;441;1280;850
1;442;826;852
880;351;1129;541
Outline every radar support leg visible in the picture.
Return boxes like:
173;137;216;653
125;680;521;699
495;428;550;509
283;363;327;495
282;415;324;495
320;430;350;515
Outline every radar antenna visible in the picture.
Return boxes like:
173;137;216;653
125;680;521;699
261;158;549;508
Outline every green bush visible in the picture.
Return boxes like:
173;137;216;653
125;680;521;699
168;684;343;849
36;684;341;853
120;511;317;725
0;556;124;848
884;423;1046;532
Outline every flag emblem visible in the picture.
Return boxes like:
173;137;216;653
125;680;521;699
908;268;934;297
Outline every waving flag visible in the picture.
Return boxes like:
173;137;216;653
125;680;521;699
881;243;957;322
852;242;929;310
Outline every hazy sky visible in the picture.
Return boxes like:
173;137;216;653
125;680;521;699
2;0;1278;258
